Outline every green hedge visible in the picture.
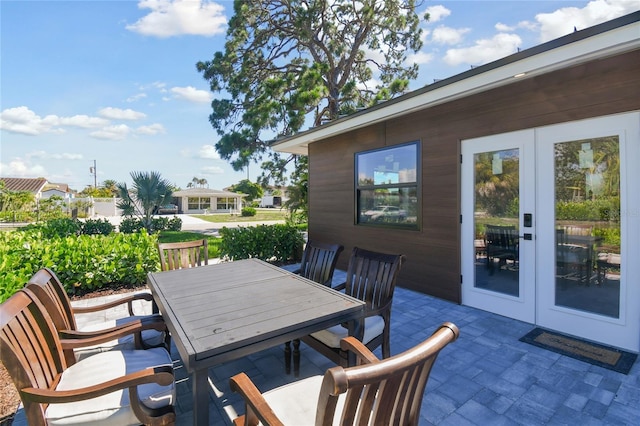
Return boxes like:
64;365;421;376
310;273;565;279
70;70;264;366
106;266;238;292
0;229;159;302
219;224;304;263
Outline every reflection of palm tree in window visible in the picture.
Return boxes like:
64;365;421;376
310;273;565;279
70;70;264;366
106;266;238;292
474;151;519;218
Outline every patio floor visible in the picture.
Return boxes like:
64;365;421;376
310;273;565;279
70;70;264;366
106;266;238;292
11;285;640;425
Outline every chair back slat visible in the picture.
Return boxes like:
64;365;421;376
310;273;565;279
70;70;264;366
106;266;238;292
158;239;209;271
319;323;459;426
345;247;404;311
25;267;77;332
299;241;344;286
1;289;66;423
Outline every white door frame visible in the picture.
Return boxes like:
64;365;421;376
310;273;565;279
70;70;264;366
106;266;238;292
461;130;536;324
535;112;640;351
462;111;640;352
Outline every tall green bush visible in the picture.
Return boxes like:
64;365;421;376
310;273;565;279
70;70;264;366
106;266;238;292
219;224;304;263
0;229;160;302
119;216;182;233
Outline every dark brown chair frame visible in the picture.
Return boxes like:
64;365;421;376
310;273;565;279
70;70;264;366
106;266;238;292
290;240;344;287
231;322;459;426
484;224;519;273
299;247;405;369
284;241;344;374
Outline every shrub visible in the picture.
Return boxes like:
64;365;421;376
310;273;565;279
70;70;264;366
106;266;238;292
82;218;115;235
241;207;257;217
119;216;181;233
0;228;160;302
219;224;303;263
151;217;169;232
119;217;144;234
23;217;82;238
167;216;182;231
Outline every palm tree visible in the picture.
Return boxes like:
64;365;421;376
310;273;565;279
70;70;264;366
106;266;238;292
102;179;119;196
116;171;173;232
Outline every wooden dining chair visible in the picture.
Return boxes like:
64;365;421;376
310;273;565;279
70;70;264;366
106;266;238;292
0;288;176;426
298;247;405;369
231;322;459;426
26;267;168;365
283;241;344;373
157;239;209;271
291;240;344;287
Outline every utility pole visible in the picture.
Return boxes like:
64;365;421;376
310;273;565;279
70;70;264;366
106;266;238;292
90;160;97;188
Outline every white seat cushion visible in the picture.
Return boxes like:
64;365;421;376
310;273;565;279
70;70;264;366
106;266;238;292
310;315;385;348
46;347;175;426
259;375;346;425
75;314;166;361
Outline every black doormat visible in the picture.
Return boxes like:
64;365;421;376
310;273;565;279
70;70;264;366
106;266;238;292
520;328;637;374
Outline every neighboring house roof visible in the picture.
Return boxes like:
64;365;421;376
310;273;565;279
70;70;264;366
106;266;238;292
272;12;640;155
0;177;48;193
44;182;71;193
172;188;246;198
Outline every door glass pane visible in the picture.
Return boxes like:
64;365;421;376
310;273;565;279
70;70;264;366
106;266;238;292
554;136;620;318
474;149;520;297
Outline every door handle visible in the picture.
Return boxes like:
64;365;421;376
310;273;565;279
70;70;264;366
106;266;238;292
519;233;533;240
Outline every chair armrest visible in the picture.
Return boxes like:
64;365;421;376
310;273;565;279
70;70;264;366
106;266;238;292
72;292;154;316
59;317;166;350
20;365;174;404
230;373;285;426
339;336;379;365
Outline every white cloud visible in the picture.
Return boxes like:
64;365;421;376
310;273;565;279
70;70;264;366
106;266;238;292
126;0;227;38
0;158;47;177
89;124;131;140
536;0;638;42
424;5;451;23
405;51;434;66
98;107;147;120
201;166;224;175
431;26;471;45
198;144;220;159
126;93;148;103
50;153;84;160
443;33;522;67
136;123;166;135
59;115;110;128
495;22;514;32
171;86;212;103
0;106;109;135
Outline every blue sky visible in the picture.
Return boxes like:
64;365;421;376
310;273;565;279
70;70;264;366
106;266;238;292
1;0;637;192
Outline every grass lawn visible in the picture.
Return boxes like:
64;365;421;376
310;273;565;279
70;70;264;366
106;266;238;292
191;209;288;223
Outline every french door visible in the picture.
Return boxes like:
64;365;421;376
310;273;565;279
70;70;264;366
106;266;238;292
462;112;640;351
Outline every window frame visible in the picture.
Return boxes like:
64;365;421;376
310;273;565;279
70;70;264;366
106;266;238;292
355;141;421;230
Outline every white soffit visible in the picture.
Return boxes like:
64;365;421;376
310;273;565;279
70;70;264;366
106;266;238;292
273;17;639;156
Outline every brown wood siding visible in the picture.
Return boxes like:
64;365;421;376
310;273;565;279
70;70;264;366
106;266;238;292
308;50;640;303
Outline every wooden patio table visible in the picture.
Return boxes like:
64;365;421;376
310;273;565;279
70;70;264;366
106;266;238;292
147;258;365;426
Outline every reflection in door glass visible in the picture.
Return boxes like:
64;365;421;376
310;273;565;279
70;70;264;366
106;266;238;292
474;149;519;297
554;136;620;318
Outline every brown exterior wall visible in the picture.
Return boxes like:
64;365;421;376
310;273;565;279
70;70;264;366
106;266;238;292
308;49;640;303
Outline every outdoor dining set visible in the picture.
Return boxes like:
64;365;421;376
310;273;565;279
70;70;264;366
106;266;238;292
0;239;459;425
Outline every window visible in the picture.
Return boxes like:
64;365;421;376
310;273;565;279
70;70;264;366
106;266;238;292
188;197;211;210
217;197;237;210
356;142;419;229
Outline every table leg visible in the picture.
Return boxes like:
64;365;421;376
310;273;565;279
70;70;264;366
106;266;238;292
293;339;300;377
347;319;364;366
284;341;292;374
193;369;209;426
